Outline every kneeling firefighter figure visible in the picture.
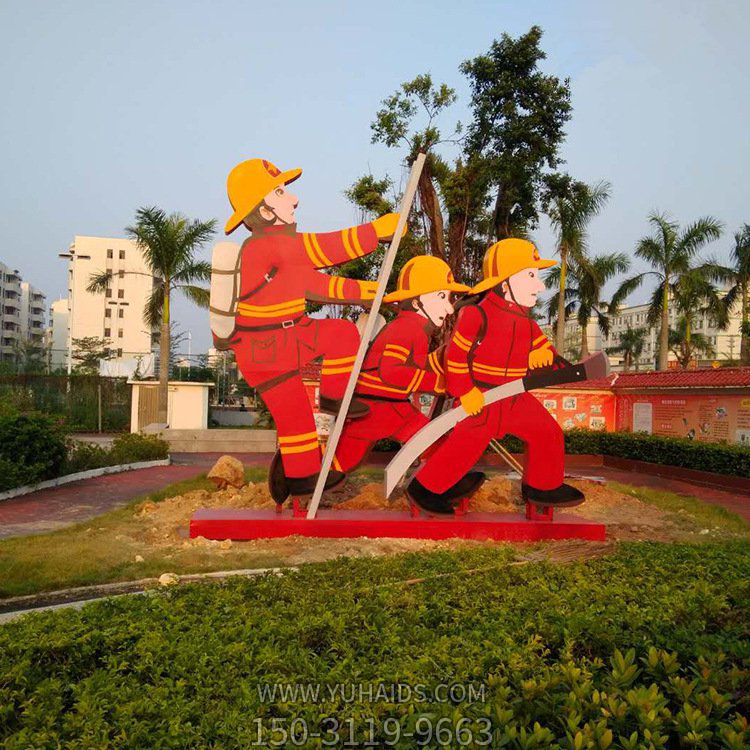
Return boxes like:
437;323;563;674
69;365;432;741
408;238;585;512
219;158;403;499
331;256;486;513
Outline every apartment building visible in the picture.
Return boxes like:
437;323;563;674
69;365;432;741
545;289;743;370
61;236;157;375
0;262;48;363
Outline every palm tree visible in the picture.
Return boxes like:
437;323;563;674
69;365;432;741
607;326;647;371
545;252;629;358
545;177;611;351
669;317;715;368
88;207;216;424
611;212;723;370
716;225;750;364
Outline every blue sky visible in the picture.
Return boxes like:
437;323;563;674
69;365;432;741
1;0;748;352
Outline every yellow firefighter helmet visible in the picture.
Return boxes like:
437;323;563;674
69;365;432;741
383;255;470;303
471;238;557;294
224;158;302;235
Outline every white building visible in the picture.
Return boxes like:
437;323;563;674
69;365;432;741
0;263;48;364
48;298;70;371
546;289;743;370
61;236;157;377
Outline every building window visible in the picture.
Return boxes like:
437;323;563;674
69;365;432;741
105;289;112;298
107;249;113;259
118;270;124;278
119;250;125;260
118;308;124;318
118;329;123;338
117;348;123;357
104;328;111;338
117;289;124;299
105;309;111;318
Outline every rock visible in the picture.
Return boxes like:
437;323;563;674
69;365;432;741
699;528;710;535
219;539;233;550
158;572;179;586
207;455;245;490
134;555;144;563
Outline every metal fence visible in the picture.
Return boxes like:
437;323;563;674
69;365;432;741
0;374;131;432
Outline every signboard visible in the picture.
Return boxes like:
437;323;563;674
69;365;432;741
532;389;616;431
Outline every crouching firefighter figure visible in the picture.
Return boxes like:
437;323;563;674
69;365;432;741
331;256;488;512
221;158;403;500
408;238;586;512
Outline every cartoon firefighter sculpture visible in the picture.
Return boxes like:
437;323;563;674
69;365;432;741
408;238;586;513
331;256;487;512
214;158;403;499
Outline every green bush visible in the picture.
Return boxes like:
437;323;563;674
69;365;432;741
63;433;169;475
496;429;750;477
0;542;748;747
0;411;67;490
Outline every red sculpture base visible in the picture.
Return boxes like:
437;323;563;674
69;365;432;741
190;502;606;542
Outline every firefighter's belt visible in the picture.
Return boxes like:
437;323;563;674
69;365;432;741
235;316;303;332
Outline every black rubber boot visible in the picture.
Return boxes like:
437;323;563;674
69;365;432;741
406;477;457;515
268;450;288;505
522;482;585;507
268;451;346;504
287;470;346;498
443;471;486;501
319;395;370;419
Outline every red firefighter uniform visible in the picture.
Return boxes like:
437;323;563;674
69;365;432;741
333;311;446;472
415;242;564;495
223;158;401;481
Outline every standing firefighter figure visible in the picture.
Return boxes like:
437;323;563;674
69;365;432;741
409;239;586;512
333;256;486;512
221;158;402;497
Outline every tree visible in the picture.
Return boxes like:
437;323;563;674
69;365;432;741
611;212;723;370
669;317;715;368
606;326;647;371
371;74;458;260
88;207;216;423
715;224;750;364
544;176;611;351
72;336;113;375
545;251;629;358
461;26;572;240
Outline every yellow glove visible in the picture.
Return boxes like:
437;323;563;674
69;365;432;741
460;387;485;416
372;212;406;240
528;347;554;369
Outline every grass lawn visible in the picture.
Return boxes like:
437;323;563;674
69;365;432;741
1;541;749;747
0;467;748;600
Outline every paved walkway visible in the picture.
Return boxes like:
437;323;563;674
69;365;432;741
0;454;748;540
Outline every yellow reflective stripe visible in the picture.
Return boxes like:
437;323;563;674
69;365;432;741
383;351;408;362
322;366;354;375
447;359;469;371
278;430;318;444
333;455;343;471
279;440;320;455
323;355;356;365
237;300;305;317
303;232;326;267
454;331;472;348
359;372;382;382
238;298;305;312
356;377;408;395
428;350;444;374
411;370;425;391
310;233;333;266
453;337;471;352
384;343;409;356
350;226;365;256
532;334;547;346
328;276;345;298
341;228;358;259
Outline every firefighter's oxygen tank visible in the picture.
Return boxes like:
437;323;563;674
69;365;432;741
209;241;241;349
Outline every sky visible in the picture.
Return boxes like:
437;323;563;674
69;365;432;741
1;0;748;352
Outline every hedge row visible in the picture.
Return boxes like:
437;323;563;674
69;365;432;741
0;408;169;491
1;542;748;748
498;429;750;478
